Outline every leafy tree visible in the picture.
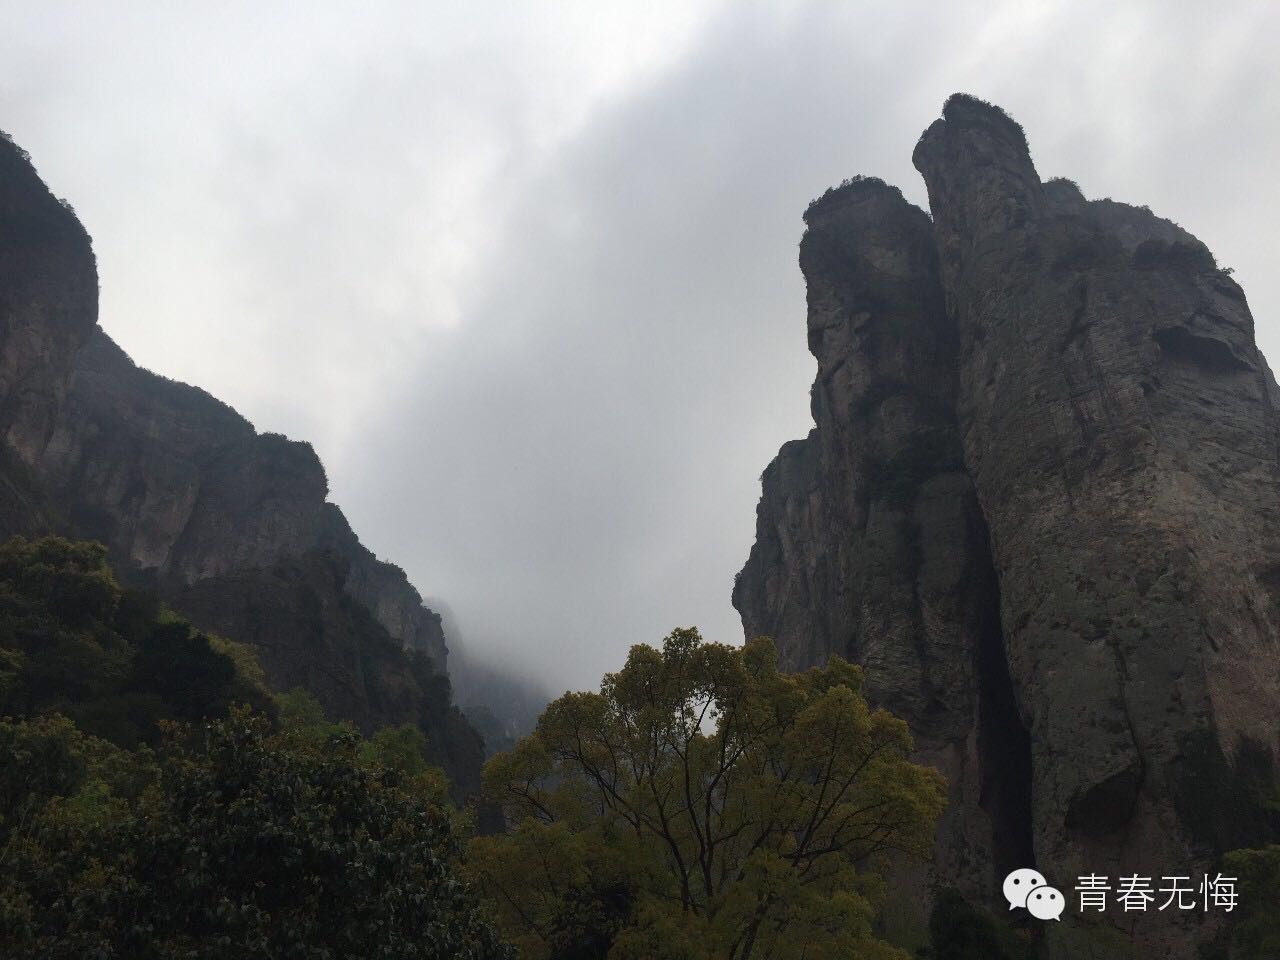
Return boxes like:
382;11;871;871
472;629;946;960
924;889;1031;960
0;537;129;720
0;713;150;848
0;535;271;745
0;536;505;958
1220;845;1280;959
274;686;452;809
0;710;510;959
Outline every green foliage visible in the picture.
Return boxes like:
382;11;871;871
473;629;946;960
0;127;33;163
275;688;452;813
0;713;150;846
1218;845;1280;959
0;710;510;959
207;633;274;707
941;93;1028;150
274;684;353;738
804;175;905;224
362;723;433;776
923;889;1031;960
0;537;499;957
1046;176;1082;194
0;535;271;746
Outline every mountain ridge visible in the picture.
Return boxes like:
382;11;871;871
0;127;492;797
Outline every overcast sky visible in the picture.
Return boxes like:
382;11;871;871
2;1;1277;696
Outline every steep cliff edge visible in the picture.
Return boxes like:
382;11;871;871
0;132;97;532
37;328;448;668
736;97;1280;957
0;130;482;797
732;179;1033;923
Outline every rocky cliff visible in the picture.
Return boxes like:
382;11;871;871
37;327;449;668
736;96;1280;957
0;129;482;797
0;132;97;532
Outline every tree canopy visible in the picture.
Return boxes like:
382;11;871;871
0;535;271;746
471;628;946;960
0;710;511;959
0;535;510;959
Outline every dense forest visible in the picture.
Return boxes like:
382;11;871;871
1;536;949;958
2;536;1276;958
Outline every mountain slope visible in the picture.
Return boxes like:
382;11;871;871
0;129;483;797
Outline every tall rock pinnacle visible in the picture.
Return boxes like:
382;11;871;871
737;95;1280;958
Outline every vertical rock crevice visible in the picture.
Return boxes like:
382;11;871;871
735;175;1024;935
972;540;1035;883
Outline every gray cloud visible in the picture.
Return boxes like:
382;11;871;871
2;1;1277;695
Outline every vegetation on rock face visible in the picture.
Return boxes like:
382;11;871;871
0;536;273;746
170;550;487;800
803;174;907;223
1199;845;1280;960
939;93;1028;150
0;536;511;959
922;889;1032;960
471;628;946;960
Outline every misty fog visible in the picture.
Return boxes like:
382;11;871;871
3;0;1277;697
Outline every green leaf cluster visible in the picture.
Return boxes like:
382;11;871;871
471;628;946;960
0;536;510;958
1217;845;1280;959
0;535;272;746
0;710;510;959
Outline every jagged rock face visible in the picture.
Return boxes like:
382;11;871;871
0;130;480;797
171;553;483;798
34;328;449;668
0;133;97;531
738;97;1280;957
734;178;1033;942
914;96;1280;956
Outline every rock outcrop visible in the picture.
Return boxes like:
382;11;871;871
0;129;481;797
0;132;97;532
736;96;1280;957
36;328;449;668
733;179;1033;932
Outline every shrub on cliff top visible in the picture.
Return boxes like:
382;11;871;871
804;174;906;224
941;93;1028;149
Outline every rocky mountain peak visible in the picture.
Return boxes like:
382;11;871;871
0;128;490;796
737;95;1280;958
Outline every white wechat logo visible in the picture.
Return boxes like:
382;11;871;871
1026;885;1065;921
1002;868;1065;920
1002;868;1046;910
